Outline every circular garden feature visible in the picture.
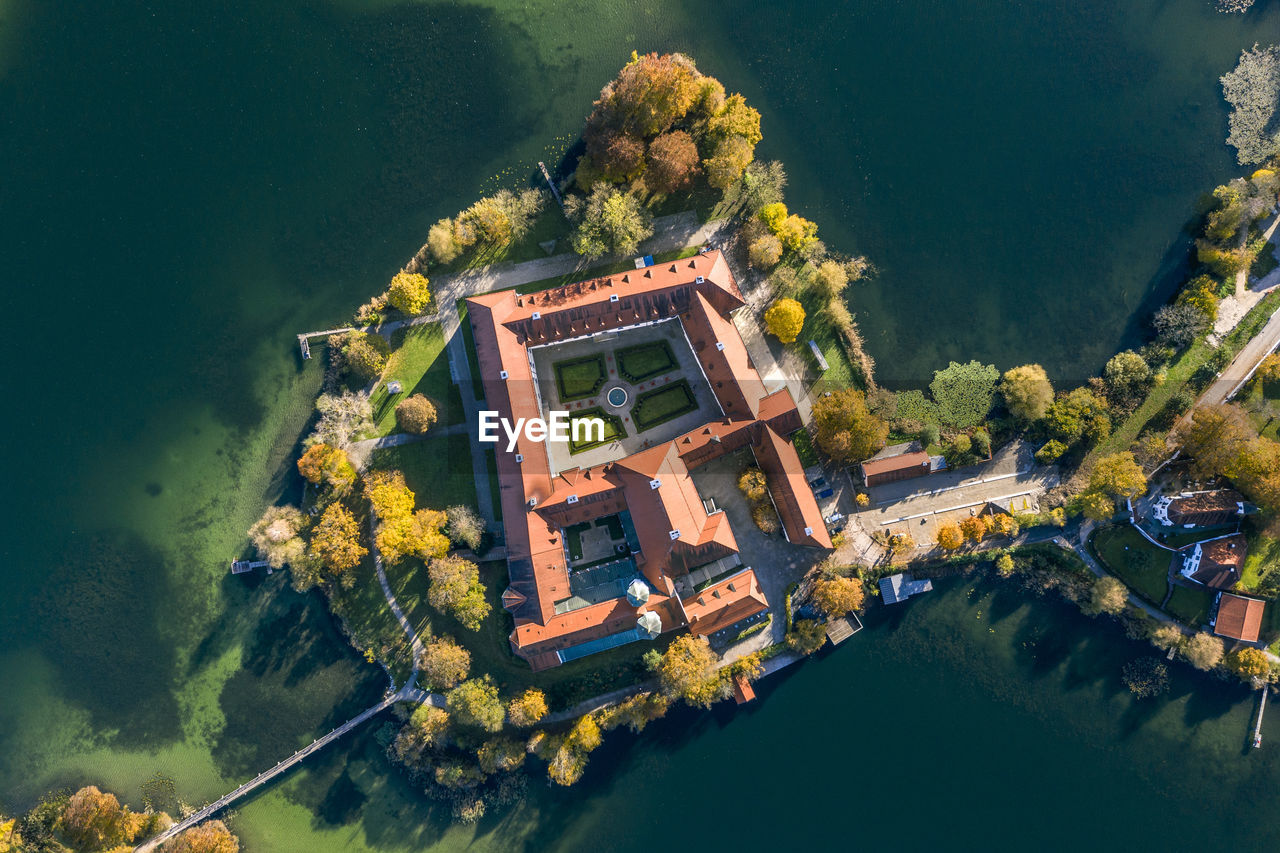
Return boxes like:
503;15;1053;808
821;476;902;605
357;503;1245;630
606;385;629;409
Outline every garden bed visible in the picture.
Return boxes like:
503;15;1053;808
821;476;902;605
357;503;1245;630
615;340;677;383
554;354;608;402
567;407;626;454
631;379;698;432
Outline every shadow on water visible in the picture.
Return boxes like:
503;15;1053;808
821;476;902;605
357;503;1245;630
26;531;182;746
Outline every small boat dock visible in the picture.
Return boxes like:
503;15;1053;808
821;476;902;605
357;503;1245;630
231;559;271;575
1253;688;1267;749
825;613;863;646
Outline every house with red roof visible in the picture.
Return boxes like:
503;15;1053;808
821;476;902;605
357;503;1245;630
466;250;830;670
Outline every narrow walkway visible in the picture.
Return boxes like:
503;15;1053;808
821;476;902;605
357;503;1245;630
345;424;468;471
369;510;426;685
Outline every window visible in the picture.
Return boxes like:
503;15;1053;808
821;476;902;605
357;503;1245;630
610;294;619;302
515;453;524;462
531;311;541;320
695;275;705;284
649;478;661;490
567;495;579;505
669;530;681;540
499;370;509;380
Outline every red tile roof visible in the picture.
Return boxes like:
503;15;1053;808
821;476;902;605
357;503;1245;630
685;569;770;637
1215;593;1266;643
465;251;830;668
861;450;931;479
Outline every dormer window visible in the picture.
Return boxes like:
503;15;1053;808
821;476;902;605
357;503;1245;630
515;453;523;462
610;294;619;302
695;275;705;283
528;497;538;508
567;495;579;504
531;311;541;320
715;342;725;351
669;529;680;540
804;526;813;536
649;478;661;490
499;370;509;380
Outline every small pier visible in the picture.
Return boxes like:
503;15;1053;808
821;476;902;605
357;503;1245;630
230;559;270;575
1253;688;1267;749
297;326;356;360
825;613;863;646
538;161;565;209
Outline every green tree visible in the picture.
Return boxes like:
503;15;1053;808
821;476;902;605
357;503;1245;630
332;331;390;382
999;363;1055;421
810;388;889;463
654;635;726;707
386;272;433;315
929;360;999;428
763;297;806;343
1174;404;1257;479
1103;350;1153;401
447;677;505;732
419;636;471;691
568;185;654;259
428;555;491;630
786;618;828;655
476;737;526;774
704;134;755;189
394;394;438;435
1082;576;1127;617
1045;387;1111;444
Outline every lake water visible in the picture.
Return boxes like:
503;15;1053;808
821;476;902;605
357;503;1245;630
2;0;1279;849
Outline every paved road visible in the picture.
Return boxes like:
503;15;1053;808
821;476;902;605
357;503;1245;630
1204;304;1280;407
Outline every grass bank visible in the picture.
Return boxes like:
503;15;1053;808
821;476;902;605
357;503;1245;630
371;323;463;436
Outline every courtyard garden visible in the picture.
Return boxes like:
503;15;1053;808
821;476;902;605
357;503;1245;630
631;379;698;432
567;406;626;454
554;353;608;402
615;340;677;383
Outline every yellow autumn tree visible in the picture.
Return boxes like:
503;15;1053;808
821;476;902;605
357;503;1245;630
936;523;964;550
386;271;432;315
308;502;366;573
764;297;805;343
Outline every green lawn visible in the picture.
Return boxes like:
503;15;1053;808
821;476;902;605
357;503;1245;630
792;428;819;467
326;546;417;685
632;379;698;431
1166;585;1214;627
554;354;608;401
615;340;677;383
455;299;486;402
567;407;626;454
1240;531;1280;595
1240;374;1280;443
370;323;463;436
370;432;478;511
1090;524;1172;604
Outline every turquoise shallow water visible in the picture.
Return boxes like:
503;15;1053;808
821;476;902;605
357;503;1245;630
2;0;1279;849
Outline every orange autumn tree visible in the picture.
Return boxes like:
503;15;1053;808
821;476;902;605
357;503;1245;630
297;443;356;493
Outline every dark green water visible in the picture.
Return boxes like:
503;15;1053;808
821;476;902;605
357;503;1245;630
2;0;1279;849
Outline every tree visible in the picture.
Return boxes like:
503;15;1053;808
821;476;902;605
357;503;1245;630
738;468;767;502
1182;632;1224;670
428;555;491;630
752;503;780;533
394;704;450;764
1082;576;1127;617
786;618;829;655
297;443;356;492
930;360;999;428
166;821;239;853
1147;622;1183;653
1221;44;1280;165
990;514;1020;538
1089;452;1147;499
445;505;485;551
308;502;366;574
772;213;818;252
1152;303;1209;349
936;523;964;550
959;515;988;543
810;389;889;463
586;52;701;140
764;297;805;344
1226;647;1272;682
995;553;1016;576
568;185;654;259
645;130;700;193
735;159;787;215
386;272;433;315
332;331;390;382
1122;658;1169;698
507;688;548;727
1035;439;1067;464
1000;364;1054;421
812;577;864;616
704;134;755;189
747;234;783;269
455;189;543;247
1045;387;1110;444
394;394;437;435
247;505;306;569
588;130;647;182
1177;275;1220;322
887;530;915;556
1079;490;1116;521
598;692;670;733
428;217;462;263
759;201;788;232
312;391;372;449
419;636;471;690
1103;351;1152;401
1174;404;1257;479
60;786;126;850
447;677;505;732
654;635;725;707
707;93;763;145
811;260;849;300
971;429;992;459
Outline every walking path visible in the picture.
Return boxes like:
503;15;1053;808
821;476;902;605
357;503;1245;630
345;424;467;471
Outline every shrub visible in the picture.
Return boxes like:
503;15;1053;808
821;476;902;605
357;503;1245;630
395;394;438;435
929;360;999;428
752;503;780;534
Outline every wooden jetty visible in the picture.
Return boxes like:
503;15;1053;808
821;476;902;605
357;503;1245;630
297;326;356;360
1253;688;1267;749
825;613;864;646
230;559;270;575
538;161;565;209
